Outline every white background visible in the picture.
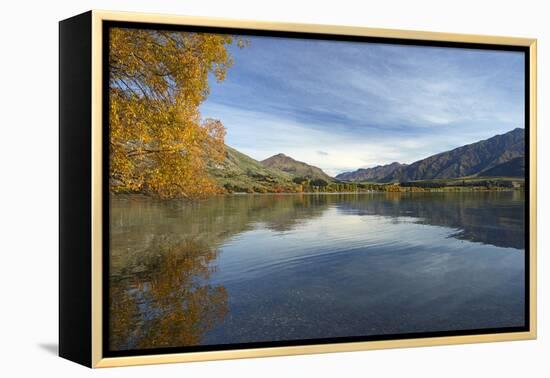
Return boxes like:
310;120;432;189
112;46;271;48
0;0;547;376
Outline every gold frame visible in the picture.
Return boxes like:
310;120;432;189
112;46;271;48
89;10;537;368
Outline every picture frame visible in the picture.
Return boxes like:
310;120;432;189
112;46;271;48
59;10;537;368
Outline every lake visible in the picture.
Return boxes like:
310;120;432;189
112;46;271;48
108;191;525;351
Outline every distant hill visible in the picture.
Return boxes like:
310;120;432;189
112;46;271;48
481;156;525;177
337;128;525;182
208;146;298;192
261;153;333;182
335;162;407;182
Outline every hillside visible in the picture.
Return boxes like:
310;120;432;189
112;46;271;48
261;153;333;182
208;146;298;193
335;162;407;182
338;128;524;182
481;156;525;177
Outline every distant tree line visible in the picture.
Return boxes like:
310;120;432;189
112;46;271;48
292;177;360;192
400;179;521;189
222;177;523;195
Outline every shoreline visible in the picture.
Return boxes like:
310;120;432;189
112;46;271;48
111;189;523;201
223;189;523;195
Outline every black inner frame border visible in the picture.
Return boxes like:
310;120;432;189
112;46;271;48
102;20;531;358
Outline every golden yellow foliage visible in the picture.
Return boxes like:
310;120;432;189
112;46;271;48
109;28;243;198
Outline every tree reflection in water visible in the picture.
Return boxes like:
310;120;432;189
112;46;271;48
109;236;227;351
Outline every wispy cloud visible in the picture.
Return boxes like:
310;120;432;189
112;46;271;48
200;35;525;175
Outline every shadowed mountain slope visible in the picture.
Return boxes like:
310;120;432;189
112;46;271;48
337;128;524;182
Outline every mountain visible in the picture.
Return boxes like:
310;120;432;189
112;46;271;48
481;156;525;177
337;128;525;183
261;153;333;182
335;162;407;182
208;146;297;192
395;128;524;181
209;129;524;193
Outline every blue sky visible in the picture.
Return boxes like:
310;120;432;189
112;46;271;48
200;35;525;176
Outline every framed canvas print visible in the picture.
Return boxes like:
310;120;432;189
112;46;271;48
59;10;537;368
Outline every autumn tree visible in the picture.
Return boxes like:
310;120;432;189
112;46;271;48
109;28;244;198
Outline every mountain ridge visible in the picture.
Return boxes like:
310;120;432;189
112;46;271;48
208;146;298;193
336;128;524;182
261;153;333;182
336;162;407;182
208;128;524;193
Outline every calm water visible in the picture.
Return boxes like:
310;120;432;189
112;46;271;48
109;192;525;351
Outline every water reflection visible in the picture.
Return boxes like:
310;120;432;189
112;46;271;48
335;191;525;249
109;236;227;350
110;191;525;350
